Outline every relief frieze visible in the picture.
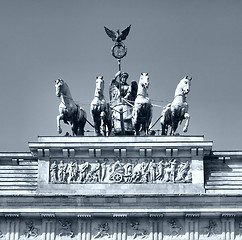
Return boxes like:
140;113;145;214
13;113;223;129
130;221;148;239
58;220;74;238
167;219;182;237
24;221;38;238
93;223;110;239
49;158;192;184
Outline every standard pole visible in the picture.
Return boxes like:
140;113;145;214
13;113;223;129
117;58;125;135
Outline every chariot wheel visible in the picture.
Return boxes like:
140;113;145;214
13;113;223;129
113;173;123;183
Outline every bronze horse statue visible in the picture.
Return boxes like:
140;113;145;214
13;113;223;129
90;76;112;136
132;73;152;135
160;76;192;135
55;79;86;136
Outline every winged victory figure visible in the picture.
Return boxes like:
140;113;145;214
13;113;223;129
104;25;131;43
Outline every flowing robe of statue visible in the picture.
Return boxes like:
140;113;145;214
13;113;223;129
109;71;137;135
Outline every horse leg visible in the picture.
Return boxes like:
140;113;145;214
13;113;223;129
161;123;167;135
100;112;106;136
77;108;86;136
171;111;179;135
160;116;167;135
107;119;112;136
183;112;190;132
94;118;102;136
71;123;78;136
132;104;141;135
57;114;64;134
77;119;86;136
135;122;140;136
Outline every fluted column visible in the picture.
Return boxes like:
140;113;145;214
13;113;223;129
149;214;164;240
221;214;235;240
41;214;56;240
77;215;92;240
4;215;20;240
113;215;127;240
185;214;200;240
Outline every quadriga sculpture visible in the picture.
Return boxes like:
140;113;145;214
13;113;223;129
132;73;152;135
160;76;192;135
90;76;112;136
55;79;86;136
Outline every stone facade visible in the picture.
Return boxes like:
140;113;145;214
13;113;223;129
1;213;242;240
1;135;242;240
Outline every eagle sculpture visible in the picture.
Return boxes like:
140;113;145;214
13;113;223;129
104;25;131;43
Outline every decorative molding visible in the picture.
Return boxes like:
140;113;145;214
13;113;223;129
40;213;56;218
221;214;236;218
185;214;200;218
44;149;50;157
77;214;92;218
149;213;164;218
113;214;128;218
4;214;20;218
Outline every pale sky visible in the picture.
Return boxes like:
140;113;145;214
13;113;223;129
0;0;242;151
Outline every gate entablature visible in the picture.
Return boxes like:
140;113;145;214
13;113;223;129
28;135;212;196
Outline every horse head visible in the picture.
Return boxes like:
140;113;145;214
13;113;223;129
95;76;104;97
55;79;64;97
177;76;192;96
139;73;149;89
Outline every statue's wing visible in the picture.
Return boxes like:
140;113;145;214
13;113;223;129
104;26;116;41
130;80;138;101
120;25;131;41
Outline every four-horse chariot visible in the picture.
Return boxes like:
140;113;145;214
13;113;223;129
55;25;191;136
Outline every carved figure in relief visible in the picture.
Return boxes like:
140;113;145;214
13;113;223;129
58;220;74;238
93;223;110;239
24;221;38;238
175;161;190;182
78;161;90;183
140;162;149;183
93;161;103;182
67;161;78;183
50;160;58;182
203;220;217;237
55;79;86;136
167;219;182;238
148;160;156;182
91;76;112;136
101;162;107;182
239;222;242;236
156;160;164;181
131;170;142;183
130;221;148;239
132;73;152;135
124;163;133;183
58;160;67;182
160;76;192;135
163;159;177;182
